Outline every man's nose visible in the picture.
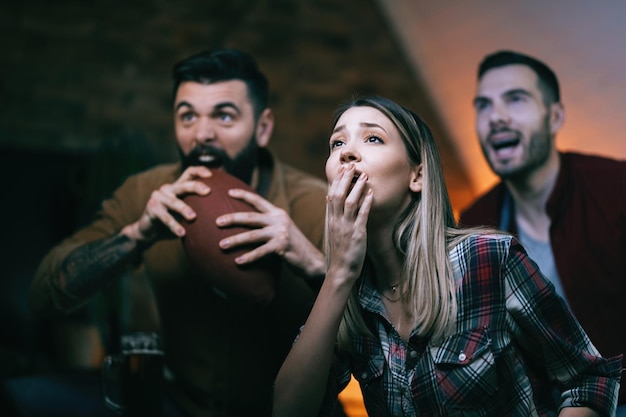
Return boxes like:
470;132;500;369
489;101;510;126
195;117;217;142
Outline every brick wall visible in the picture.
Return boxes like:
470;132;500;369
1;0;471;376
2;0;468;191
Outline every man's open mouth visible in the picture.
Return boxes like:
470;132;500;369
199;154;218;164
195;152;224;168
489;129;520;152
492;137;520;151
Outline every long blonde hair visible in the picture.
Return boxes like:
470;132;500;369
330;96;472;350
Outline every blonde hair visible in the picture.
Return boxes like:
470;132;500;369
330;96;477;350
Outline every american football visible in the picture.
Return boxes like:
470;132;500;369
181;169;279;305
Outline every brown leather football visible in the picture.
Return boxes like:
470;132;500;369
181;169;279;305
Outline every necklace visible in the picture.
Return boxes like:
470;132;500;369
380;282;401;303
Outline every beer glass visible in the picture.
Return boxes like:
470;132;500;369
102;332;164;417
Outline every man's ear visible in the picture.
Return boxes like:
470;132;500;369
549;102;565;135
255;108;274;148
409;164;423;193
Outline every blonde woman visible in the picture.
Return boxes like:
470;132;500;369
272;96;621;417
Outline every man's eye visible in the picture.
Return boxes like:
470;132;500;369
474;101;489;112
218;113;234;122
181;112;195;122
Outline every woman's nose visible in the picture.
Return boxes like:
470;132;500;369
340;145;360;163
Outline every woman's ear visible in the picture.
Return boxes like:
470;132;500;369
255;108;274;148
409;164;423;193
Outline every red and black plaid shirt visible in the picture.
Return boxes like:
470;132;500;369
320;234;621;417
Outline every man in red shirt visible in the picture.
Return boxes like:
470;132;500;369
460;50;626;411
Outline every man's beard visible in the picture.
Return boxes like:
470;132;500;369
180;137;259;185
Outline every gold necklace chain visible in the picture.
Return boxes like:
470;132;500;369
380;283;401;303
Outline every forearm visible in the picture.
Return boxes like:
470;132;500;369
61;233;140;299
558;407;599;417
273;273;352;417
300;247;326;280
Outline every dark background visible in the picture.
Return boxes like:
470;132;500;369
1;0;469;376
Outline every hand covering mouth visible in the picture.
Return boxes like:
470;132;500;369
348;171;363;192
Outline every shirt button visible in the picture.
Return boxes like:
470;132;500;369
409;350;418;358
458;352;467;361
361;372;368;379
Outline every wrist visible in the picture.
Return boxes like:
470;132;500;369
304;254;327;279
118;223;151;250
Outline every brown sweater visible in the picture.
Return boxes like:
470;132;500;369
31;153;328;417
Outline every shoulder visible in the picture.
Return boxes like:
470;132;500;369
459;183;507;227
116;162;182;192
452;231;530;270
449;232;519;285
269;157;327;247
563;151;625;168
558;152;626;199
279;161;327;193
124;162;182;185
105;163;182;211
97;162;181;217
561;151;626;180
271;157;327;205
452;232;514;256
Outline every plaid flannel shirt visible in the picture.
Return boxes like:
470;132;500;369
320;234;621;417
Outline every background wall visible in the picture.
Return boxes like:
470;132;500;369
378;0;626;203
5;1;626;415
1;0;466;381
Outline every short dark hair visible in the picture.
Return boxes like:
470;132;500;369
478;50;560;104
172;48;269;117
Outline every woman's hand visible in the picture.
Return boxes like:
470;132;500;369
325;164;373;285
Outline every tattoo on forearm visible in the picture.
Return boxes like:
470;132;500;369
62;234;138;298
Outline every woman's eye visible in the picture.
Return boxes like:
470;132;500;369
367;135;383;143
330;140;344;150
